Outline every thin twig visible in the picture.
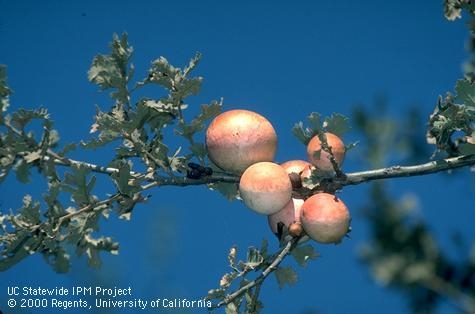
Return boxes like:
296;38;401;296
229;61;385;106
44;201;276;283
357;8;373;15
44;155;135;176
209;238;297;310
317;131;346;178
422;274;475;314
50;193;122;235
121;131;170;172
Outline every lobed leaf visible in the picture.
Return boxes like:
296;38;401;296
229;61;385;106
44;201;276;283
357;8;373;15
44;247;71;273
455;79;475;107
14;159;31;183
293;112;351;145
76;233;119;268
109;159;140;197
0;65;12;117
183;52;202;77
324;113;351;136
176;100;222;140
444;0;463;20
290;244;319;267
62;165;96;206
274;266;298;289
43;180;66;219
0;231;41;271
225;302;239;314
88;33;133;105
207;181;239;201
427;92;475;154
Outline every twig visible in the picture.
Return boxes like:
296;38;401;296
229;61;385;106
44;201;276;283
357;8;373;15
209;238;297;310
121;131;170;172
44;155;136;176
297;154;475;195
341;154;475;185
317;131;346;178
422;274;475;314
50;193;122;235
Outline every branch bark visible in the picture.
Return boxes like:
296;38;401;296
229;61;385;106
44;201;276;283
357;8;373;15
47;154;475;189
342;154;475;185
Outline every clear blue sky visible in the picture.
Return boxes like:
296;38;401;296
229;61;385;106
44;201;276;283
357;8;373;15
1;1;473;314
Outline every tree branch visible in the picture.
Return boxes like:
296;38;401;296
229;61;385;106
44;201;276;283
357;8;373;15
202;154;475;310
46;154;475;189
422;274;475;314
209;238;297;310
41;154;475;200
340;154;475;186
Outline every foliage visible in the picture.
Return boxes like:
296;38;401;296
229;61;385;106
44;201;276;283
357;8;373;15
354;102;475;313
291;112;351;145
426;84;475;156
351;6;475;306
0;33;225;272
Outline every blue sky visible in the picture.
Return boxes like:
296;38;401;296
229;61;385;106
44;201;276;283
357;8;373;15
1;1;474;314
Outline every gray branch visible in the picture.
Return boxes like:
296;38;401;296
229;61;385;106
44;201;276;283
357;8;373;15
48;154;475;190
341;154;475;185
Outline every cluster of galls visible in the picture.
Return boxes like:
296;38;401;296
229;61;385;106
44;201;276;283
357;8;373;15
205;109;350;245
